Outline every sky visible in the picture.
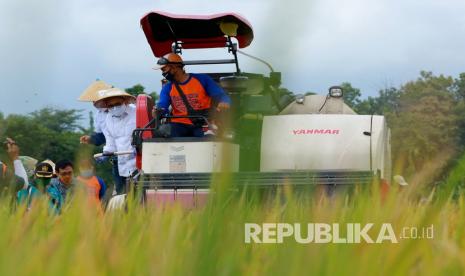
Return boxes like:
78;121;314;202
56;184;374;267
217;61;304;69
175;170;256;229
1;0;465;122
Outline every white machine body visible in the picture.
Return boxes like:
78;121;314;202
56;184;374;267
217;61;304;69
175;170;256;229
260;114;391;179
141;141;239;174
280;95;357;115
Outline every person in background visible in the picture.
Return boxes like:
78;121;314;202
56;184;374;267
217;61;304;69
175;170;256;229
1;138;28;195
76;158;106;202
17;160;55;208
47;159;77;213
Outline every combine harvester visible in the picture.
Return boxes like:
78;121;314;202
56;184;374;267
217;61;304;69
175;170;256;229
122;11;391;208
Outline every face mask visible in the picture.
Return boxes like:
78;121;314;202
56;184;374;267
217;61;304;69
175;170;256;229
36;178;51;188
80;169;94;178
109;104;127;117
162;71;175;82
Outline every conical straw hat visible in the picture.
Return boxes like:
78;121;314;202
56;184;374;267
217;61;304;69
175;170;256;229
78;80;113;102
94;88;135;102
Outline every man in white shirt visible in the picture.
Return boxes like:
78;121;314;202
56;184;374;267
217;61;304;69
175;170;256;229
77;80;126;195
99;88;137;194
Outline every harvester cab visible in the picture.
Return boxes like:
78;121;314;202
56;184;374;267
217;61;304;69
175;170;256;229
125;11;391;208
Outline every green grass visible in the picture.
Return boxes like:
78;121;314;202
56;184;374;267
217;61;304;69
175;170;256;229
1;174;465;276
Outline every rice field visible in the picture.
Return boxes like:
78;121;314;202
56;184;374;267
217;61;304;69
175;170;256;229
1;158;465;276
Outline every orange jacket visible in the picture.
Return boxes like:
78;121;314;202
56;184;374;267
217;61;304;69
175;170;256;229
77;176;105;201
157;73;231;125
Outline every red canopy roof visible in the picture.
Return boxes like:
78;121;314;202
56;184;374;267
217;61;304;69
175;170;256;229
140;11;254;57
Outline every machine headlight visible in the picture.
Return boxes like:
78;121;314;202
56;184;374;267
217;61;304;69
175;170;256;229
329;86;343;98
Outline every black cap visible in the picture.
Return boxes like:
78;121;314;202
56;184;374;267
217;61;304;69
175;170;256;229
34;162;54;178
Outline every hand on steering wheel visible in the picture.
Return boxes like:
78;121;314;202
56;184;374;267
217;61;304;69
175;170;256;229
216;102;230;112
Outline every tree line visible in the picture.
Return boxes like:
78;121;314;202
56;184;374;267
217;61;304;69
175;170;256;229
342;71;465;182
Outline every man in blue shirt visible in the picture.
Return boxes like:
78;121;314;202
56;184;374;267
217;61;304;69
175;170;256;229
47;159;77;213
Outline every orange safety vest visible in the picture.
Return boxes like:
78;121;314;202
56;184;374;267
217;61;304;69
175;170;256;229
77;176;101;201
169;76;212;125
